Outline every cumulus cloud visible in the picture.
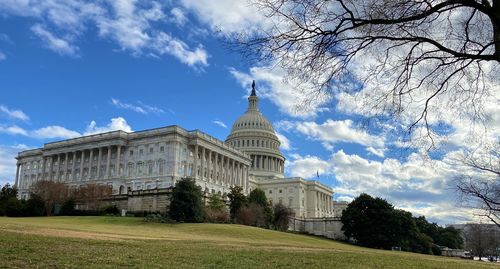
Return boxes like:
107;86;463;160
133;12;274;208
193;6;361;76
84;117;132;135
285;149;480;224
110;98;164;114
275;132;291;151
31;24;79;56
0;144;30;186
276;119;385;155
0;105;29;121
212;120;227;129
230;66;331;118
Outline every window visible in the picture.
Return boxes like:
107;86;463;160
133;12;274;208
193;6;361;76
150;147;153;153
289;198;293;207
139;149;143;155
279;189;282;193
130;150;134;156
158;160;165;175
160;146;164;152
269;190;272;194
137;162;143;175
148;162;153;175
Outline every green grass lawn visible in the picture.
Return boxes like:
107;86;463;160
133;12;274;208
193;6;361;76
0;216;496;269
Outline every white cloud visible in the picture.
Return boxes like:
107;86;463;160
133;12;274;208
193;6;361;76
275;132;291;151
229;66;331;118
0;105;29;121
153;32;208;67
286;149;483;224
30;126;81;139
0;144;30;186
0;125;28;136
277;119;385;155
84;117;132;135
286;154;330;179
170;7;188;26
0;51;5;61
212;120;227;129
31;24;79;56
180;0;268;34
110;98;164;114
0;1;209;68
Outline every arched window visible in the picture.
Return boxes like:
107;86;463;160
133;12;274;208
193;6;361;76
137;162;143;175
119;185;126;194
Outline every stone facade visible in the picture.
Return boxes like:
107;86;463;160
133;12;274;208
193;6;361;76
14;82;347;219
15;126;251;201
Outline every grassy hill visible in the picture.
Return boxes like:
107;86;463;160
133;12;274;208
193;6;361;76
0;216;496;269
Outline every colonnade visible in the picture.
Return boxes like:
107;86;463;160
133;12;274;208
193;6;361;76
249;154;284;173
193;145;248;191
15;145;123;188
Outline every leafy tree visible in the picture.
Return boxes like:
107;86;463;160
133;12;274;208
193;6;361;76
341;193;401;249
205;194;229;223
4;197;26;217
207;193;226;212
436;226;464;249
272;203;294;231
0;184;18;215
248;188;273;226
228;186;247;219
169;178;205;223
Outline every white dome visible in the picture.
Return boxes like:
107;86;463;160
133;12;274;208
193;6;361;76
225;82;285;179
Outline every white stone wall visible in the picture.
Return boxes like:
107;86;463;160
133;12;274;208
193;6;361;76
15;126;251;199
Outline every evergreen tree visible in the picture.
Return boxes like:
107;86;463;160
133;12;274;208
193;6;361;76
227;186;246;219
248;188;272;227
169;178;205;223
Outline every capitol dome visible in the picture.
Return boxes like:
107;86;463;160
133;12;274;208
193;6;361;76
226;81;285;179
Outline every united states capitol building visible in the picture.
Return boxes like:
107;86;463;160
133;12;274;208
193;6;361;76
14;83;346;219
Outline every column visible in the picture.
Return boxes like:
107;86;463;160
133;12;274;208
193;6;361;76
79;151;84;181
64;152;69;181
193;145;198;178
88;149;93;180
231;160;235;186
116;146;121;177
71;152;76;181
201;146;205;180
106;146;111;178
207;150;212;182
215;152;219;183
14;163;20;188
50;156;55;181
96;147;102;179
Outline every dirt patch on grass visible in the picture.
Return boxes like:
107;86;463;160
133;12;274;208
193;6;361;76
0;227;177;242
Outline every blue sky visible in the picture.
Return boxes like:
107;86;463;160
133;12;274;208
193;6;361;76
1;0;497;225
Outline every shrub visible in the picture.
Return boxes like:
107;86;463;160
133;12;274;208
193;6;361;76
205;207;230;223
236;203;266;227
272;203;294;231
144;213;173;223
5;197;26;217
60;199;76;216
104;205;120;215
25;195;45;216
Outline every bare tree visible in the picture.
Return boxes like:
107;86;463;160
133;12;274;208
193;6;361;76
236;0;499;148
31;180;70;216
72;183;113;211
456;145;500;227
463;223;499;260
